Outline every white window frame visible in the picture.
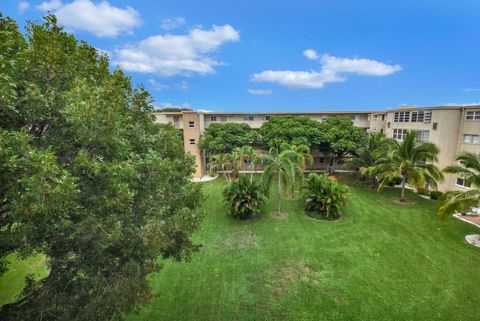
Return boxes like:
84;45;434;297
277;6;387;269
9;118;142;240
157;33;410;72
394;111;410;123
220;116;228;122
189;138;196;145
210;116;217;122
456;177;471;188
414;130;429;142
463;134;480;144
466;111;480;120
393;129;408;140
188;121;195;128
243;114;254;121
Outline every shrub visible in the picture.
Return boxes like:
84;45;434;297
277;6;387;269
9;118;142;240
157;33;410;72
430;190;444;200
386;176;403;186
302;173;350;220
223;175;266;219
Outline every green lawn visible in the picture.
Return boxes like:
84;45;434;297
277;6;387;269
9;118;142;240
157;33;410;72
0;254;48;306
2;175;479;320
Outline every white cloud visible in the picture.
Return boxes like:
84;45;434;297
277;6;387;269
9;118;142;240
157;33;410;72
444;102;480;106
37;0;141;38
161;17;186;30
248;88;273;96
147;79;190;91
303;49;319;60
463;88;480;92
18;1;30;13
252;51;402;89
114;24;239;77
36;0;62;11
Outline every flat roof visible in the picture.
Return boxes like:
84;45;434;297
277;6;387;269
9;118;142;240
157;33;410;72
154;105;480;115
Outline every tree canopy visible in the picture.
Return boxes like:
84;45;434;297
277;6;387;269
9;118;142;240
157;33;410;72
259;115;324;149
0;14;202;321
199;122;258;154
320;116;366;173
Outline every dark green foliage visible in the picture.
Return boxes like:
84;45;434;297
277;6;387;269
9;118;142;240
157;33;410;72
0;14;202;321
199;123;258;154
302;174;350;219
259;115;324;149
223;176;265;219
430;191;444;200
385;176;403;186
320;116;367;174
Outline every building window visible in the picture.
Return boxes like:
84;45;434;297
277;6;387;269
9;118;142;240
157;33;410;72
319;157;325;163
188;121;195;128
321;115;328;121
463;134;480;144
456;177;471;188
211;116;217;121
387;122;391;128
264;115;271;121
466;111;480;120
411;111;425;122
189;138;196;145
374;115;378;120
350;115;356;121
243;114;254;121
220;116;228;122
173;116;180;122
394;111;410;122
414;130;429;142
432;122;438;130
380;129;384;134
382;115;385;121
393;129;408;140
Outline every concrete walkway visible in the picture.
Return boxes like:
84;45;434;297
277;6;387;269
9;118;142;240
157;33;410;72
191;175;218;183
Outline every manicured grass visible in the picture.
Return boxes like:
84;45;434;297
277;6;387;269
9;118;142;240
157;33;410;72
2;175;479;320
130;176;480;321
0;254;48;306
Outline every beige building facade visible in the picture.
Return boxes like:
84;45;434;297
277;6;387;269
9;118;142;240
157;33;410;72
155;105;480;192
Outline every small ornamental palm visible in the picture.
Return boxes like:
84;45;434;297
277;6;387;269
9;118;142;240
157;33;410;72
302;174;350;219
438;152;480;218
349;132;393;187
261;146;303;215
223;175;266;219
366;132;443;202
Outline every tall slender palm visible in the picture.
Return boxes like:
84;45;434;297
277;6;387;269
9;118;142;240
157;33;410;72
350;132;393;187
438;152;480;218
366;132;443;202
280;143;313;197
261;146;302;215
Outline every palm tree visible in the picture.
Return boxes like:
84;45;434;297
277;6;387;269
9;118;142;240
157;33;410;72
349;132;393;187
209;153;233;182
366;131;443;202
280;143;313;197
261;146;303;215
438;152;480;218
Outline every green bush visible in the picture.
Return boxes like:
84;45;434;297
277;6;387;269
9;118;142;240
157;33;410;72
223;175;266;219
386;176;403;186
302;174;350;220
430;190;444;200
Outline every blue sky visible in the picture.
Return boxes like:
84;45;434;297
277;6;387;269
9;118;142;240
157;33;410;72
3;0;480;112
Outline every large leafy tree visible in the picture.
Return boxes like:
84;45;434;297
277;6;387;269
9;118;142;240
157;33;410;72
320;116;366;174
0;15;202;321
438;152;480;218
259;115;324;149
199;123;258;154
367;132;443;202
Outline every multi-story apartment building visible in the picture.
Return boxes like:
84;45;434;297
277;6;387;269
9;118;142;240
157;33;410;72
155;105;480;192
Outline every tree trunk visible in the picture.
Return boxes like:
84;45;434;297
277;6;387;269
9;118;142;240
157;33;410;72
277;171;281;214
400;174;406;202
